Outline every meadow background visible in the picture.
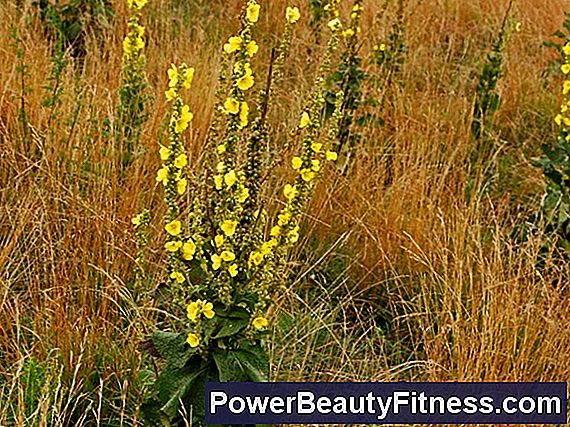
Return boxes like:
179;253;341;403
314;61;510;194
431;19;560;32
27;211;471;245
0;0;569;425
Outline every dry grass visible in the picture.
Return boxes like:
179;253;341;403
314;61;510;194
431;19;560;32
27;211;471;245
0;0;568;425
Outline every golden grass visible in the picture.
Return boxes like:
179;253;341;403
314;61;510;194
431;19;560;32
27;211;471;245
0;0;568;425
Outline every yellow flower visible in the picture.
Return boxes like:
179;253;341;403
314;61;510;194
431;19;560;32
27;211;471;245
325;150;338;161
216;161;225;173
170;271;185;284
278;212;291;226
301;169;316;182
284;184;297;200
214;175;223;190
165;87;177;102
221;250;236;262
342;28;355;38
562;64;570;75
186;333;200;347
159;145;170;161
246;41;259;57
165;240;183;252
270;225;281;237
286;6;300;24
187;302;199;322
174;153;188;168
224;36;242;53
132;213;142;227
165;220;182;236
221;220;238;236
224;170;238;188
217;144;226;154
202;302;215;319
237;73;255;91
379;43;386;51
168;64;179;87
252;316;268;330
224;98;240;114
291;157;303;170
555;114;563;126
228;264;238;277
564;81;570;95
175;105;193;133
239;101;249;128
311;142;322;153
156;166;169;185
249;251;264;266
564;43;570;56
237;187;249;203
215;235;224;248
182;240;196;260
246;2;261;23
328;18;342;31
311;159;321;172
177;178;187;195
299;112;310;128
211;254;222;270
183;67;195;89
288;225;300;243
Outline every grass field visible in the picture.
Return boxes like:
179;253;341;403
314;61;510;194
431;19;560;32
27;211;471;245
0;0;569;425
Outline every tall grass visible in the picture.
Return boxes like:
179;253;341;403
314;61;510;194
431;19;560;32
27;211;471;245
0;0;568;425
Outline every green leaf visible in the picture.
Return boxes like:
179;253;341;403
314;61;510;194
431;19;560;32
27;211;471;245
151;331;190;367
212;345;269;383
212;308;250;339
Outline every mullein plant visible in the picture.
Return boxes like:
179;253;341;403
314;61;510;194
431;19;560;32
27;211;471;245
532;41;570;256
116;0;148;169
139;1;344;425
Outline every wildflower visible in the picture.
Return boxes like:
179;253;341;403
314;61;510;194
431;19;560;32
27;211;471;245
224;170;238;187
214;175;223;190
237;187;249;203
159;145;170;160
246;41;259;57
165;220;182;236
328;18;342;31
283;184;297;200
221;220;238;236
278;212;291;226
215;235;224;248
515;22;522;32
342;28;355;38
165;240;183;252
249;251;264;266
270;225;281;237
562;64;570;75
228;264;238;277
175;105;193;133
260;239;277;256
564;43;570;56
239;101;249;128
165;88;177;102
174;154;188;168
288;226;300;243
217;144;227;154
170;271;185;283
299;112;311;128
182;67;195;89
286;6;300;24
168;64;179;87
311;142;322;153
325;150;338;161
224;98;240;114
187;301;200;322
217;161;226;173
564;81;570;95
156;167;168;185
224;36;242;53
186;333;200;347
379;43;386;51
311;159;321;172
246;2;261;23
211;254;222;270
252;316;269;329
221;250;236;262
182;240;196;260
555;114;563;126
301;169;316;182
177;178;187;195
291;157;303;170
202;301;215;319
237;72;255;91
132;213;143;227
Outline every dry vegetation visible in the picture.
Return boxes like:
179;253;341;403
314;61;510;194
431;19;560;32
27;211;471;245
0;0;568;425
